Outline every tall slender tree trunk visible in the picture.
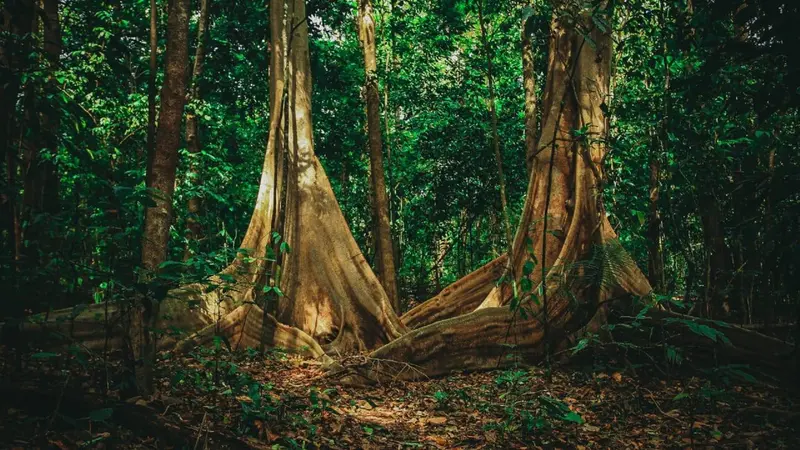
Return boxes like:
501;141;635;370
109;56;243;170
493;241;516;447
137;0;190;396
358;0;399;312
22;2;59;218
477;0;516;299
647;155;664;292
183;0;210;261
40;0;60;214
521;13;538;174
700;190;731;318
146;0;157;165
647;0;669;294
1;0;35;315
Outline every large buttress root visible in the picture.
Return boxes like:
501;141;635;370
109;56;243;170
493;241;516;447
400;256;507;329
173;304;329;361
15;0;408;357
269;0;405;353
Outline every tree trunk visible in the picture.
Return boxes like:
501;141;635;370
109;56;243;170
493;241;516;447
336;2;654;380
647;155;664;292
522;13;538;174
137;0;191;395
146;0;157;165
183;0;210;261
358;0;399;313
22;2;58;217
40;0;60;214
699;190;731;318
477;0;516;300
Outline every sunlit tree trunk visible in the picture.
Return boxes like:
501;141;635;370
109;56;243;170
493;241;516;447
522;13;538;174
137;0;190;395
347;2;654;380
183;0;210;260
358;0;399;312
477;0;516;300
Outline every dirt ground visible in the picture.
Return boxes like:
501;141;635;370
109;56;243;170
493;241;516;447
1;345;798;449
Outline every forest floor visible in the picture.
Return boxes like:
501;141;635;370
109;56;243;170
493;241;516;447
1;345;798;449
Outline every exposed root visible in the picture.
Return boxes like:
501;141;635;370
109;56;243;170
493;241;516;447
173;304;330;361
400;256;506;329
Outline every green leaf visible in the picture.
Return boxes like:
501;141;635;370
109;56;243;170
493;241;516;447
562;411;584;424
31;352;59;359
522;261;535;276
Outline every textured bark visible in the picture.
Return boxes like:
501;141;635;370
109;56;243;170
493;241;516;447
358;0;399;313
174;304;329;361
401;256;506;329
137;0;191;395
183;0;210;260
522;14;538;174
275;0;405;352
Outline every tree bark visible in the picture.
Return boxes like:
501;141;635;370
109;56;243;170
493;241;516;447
146;0;157;165
183;0;210;260
137;0;191;395
477;0;516;300
522;13;538;174
358;0;400;313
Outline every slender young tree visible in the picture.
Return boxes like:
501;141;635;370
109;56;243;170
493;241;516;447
522;10;538;174
358;0;399;312
146;0;157;165
136;0;191;395
477;0;516;298
183;0;211;260
22;0;60;217
40;0;61;213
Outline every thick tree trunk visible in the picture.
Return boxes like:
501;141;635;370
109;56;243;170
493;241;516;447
137;0;191;395
336;2;653;381
358;0;399;313
274;0;405;352
183;0;210;260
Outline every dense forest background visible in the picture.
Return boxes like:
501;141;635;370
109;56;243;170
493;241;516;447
3;0;798;322
1;0;800;447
